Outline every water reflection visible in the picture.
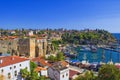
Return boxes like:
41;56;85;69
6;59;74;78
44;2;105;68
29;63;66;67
76;47;120;63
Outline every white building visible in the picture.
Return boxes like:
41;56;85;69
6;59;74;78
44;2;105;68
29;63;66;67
0;56;30;80
34;67;48;77
32;57;50;77
48;61;69;80
10;31;16;35
27;31;33;36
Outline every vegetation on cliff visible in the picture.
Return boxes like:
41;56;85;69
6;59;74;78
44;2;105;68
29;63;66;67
61;29;115;45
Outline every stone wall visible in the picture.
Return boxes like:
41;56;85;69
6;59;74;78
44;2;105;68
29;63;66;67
0;39;18;55
18;38;35;58
0;37;48;58
35;38;47;57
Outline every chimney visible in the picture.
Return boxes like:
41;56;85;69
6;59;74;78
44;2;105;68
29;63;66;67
0;59;3;64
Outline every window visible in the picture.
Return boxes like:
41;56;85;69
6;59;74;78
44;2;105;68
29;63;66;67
14;66;16;68
10;67;12;70
66;73;68;76
8;73;11;79
1;69;4;73
14;71;17;76
62;75;64;78
20;64;22;67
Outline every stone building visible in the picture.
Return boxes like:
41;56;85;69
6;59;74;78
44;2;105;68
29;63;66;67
18;38;36;58
18;37;47;58
0;38;18;55
0;36;48;58
35;38;47;57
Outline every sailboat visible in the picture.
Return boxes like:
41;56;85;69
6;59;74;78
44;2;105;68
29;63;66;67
100;49;106;64
107;52;113;64
83;53;87;60
82;53;89;64
91;53;98;62
91;45;97;53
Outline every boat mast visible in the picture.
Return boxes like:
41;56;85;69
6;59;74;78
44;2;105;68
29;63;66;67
109;51;112;62
101;49;105;63
114;43;119;63
117;52;119;63
83;53;87;61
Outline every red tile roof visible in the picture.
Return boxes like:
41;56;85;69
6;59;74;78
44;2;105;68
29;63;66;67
0;56;29;68
59;61;69;67
69;70;79;79
34;67;46;72
32;57;51;67
115;65;120;69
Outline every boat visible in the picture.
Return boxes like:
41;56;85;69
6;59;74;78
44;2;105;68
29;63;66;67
81;53;89;65
118;46;120;49
83;53;87;60
80;46;91;51
85;47;91;51
91;45;97;53
107;59;113;65
80;48;85;51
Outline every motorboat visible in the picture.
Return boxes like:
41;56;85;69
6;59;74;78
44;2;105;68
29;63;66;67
91;45;97;53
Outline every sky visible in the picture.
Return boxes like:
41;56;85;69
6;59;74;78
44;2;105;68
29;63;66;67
0;0;120;32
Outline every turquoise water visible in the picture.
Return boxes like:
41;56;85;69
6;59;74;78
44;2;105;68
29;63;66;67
71;33;120;63
75;48;120;63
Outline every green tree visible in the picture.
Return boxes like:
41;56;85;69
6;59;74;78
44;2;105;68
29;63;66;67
30;61;37;73
27;71;39;80
61;29;115;45
20;68;29;80
39;76;46;80
74;71;97;80
47;55;57;62
98;64;120;80
57;52;64;61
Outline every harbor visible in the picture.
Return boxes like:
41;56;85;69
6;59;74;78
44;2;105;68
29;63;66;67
63;33;120;65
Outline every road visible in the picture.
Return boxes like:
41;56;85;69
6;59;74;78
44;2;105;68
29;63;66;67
69;65;85;73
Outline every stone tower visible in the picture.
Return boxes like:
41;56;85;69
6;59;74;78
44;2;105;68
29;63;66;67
18;38;35;58
29;38;36;57
35;38;47;57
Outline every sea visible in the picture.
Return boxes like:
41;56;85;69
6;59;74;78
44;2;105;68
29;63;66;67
75;33;120;63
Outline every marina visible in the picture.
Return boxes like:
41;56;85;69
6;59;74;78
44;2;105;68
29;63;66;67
64;45;120;63
64;33;120;64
